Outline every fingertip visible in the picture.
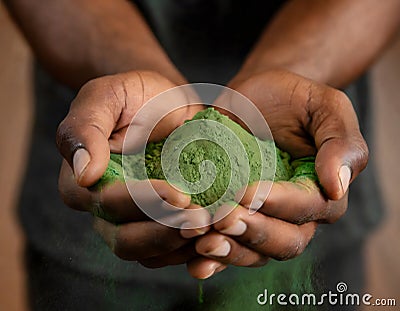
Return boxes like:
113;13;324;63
315;159;351;201
315;138;352;200
315;130;368;200
155;180;192;208
172;192;192;208
180;226;209;239
187;258;225;279
218;219;247;236
75;150;110;188
324;166;351;201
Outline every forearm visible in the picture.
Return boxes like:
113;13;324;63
5;0;185;88
236;0;400;88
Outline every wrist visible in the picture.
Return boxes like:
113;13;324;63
90;50;187;86
231;53;329;87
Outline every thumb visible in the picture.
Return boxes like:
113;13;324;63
312;91;369;200
315;137;368;200
56;77;126;187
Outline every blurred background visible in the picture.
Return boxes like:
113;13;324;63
0;2;399;310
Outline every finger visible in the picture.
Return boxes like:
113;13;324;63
213;205;317;261
91;180;174;223
56;76;133;187
138;243;198;269
59;159;143;220
99;179;192;222
59;162;192;223
195;231;269;267
178;203;212;239
127;180;212;230
56;71;180;186
118;73;202;154
237;181;348;224
126;179;191;211
315;138;367;200
307;87;368;200
93;217;189;261
186;257;227;279
58;160;91;212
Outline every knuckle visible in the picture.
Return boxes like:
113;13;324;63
335;89;351;105
277;229;306;261
229;251;246;265
86;77;101;88
242;230;268;248
81;76;106;94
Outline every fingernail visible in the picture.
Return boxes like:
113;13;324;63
180;228;208;239
219;220;247;236
180;221;208;238
248;199;264;215
339;165;352;194
73;149;90;181
214;265;227;273
202;263;225;279
206;240;230;257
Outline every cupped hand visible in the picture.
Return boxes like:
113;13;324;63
223;69;368;200
188;69;367;278
57;70;201;187
56;70;208;267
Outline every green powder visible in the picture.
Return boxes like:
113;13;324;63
97;108;316;207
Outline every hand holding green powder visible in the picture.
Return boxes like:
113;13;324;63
95;107;321;300
96;108;318;209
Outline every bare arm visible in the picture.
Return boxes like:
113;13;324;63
235;0;400;88
4;0;185;88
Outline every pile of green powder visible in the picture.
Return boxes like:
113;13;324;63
97;108;317;207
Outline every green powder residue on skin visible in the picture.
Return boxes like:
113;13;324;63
97;108;316;206
95;153;124;189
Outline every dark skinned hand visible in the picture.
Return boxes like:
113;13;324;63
188;69;368;279
56;70;209;268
